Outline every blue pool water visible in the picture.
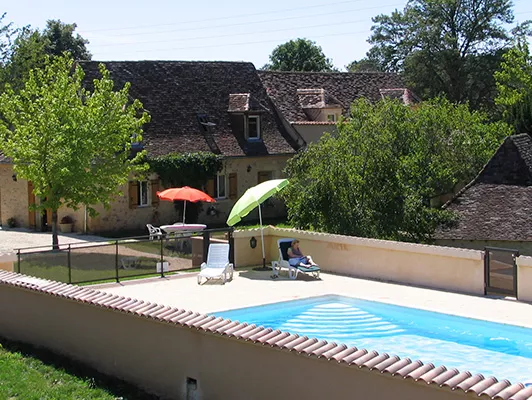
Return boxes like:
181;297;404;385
213;295;532;384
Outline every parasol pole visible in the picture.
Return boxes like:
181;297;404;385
183;200;187;224
258;202;266;268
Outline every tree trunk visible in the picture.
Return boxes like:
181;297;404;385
51;209;59;250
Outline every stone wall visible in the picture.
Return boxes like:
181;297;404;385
0;164;30;228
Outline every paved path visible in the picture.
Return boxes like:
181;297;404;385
95;269;532;328
0;228;108;255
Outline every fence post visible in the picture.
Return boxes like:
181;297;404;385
115;240;119;283
160;236;165;278
68;244;72;284
17;249;21;273
202;230;210;263
228;227;235;267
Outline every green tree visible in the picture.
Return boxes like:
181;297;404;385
2;19;91;91
0;56;150;248
495;38;532;133
345;58;382;72
262;38;334;72
283;98;511;241
367;0;521;109
0;12;16;66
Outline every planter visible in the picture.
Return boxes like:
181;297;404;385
59;223;73;233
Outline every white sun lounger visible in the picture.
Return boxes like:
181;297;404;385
197;243;234;285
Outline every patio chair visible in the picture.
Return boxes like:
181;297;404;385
146;224;164;240
272;238;320;280
197;243;234;285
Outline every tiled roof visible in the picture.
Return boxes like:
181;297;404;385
80;61;299;157
379;88;420;105
291;121;337;125
435;134;532;240
1;270;531;399
258;71;406;122
435;184;532;240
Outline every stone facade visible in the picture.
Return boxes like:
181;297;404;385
0;164;30;228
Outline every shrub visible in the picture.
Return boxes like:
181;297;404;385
7;217;17;228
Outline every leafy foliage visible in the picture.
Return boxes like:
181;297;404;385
283;98;511;241
345;58;382;72
262;38;335;72
0;55;150;248
148;152;223;188
1;19;91;91
148;152;223;223
0;12;16;67
367;0;521;109
495;38;532;133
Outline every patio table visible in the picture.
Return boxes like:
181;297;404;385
160;223;207;236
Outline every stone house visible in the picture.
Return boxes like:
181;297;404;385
434;133;532;255
0;61;408;234
258;71;416;144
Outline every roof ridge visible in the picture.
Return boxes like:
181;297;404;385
0;271;529;399
82;60;256;66
258;70;396;76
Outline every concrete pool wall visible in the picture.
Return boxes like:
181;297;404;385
234;227;486;296
1;273;519;400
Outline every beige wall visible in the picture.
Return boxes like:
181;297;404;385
235;227;485;295
0;283;468;400
0;164;30;227
292;124;337;144
0;254;15;272
517;256;532;302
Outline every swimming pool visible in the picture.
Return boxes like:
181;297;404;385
213;295;532;384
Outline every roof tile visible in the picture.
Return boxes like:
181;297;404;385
1;271;530;399
259;71;406;122
80;61;299;157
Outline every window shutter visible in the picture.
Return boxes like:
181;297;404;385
129;181;139;209
229;173;238;200
151;179;160;206
205;178;215;197
257;171;271;184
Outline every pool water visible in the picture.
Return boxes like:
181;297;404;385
213;295;532;384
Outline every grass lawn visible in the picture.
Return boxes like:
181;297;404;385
0;338;157;399
121;240;193;259
18;256;168;284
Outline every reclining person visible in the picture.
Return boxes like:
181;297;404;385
287;239;318;268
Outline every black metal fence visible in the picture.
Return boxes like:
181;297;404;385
15;227;234;285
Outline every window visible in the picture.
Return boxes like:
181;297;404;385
129;180;158;209
214;174;226;199
247;115;260;140
327;114;337;122
138;181;149;206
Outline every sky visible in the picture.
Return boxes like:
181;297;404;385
3;0;532;71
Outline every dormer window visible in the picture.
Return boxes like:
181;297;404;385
247;115;260;140
327;114;337;122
